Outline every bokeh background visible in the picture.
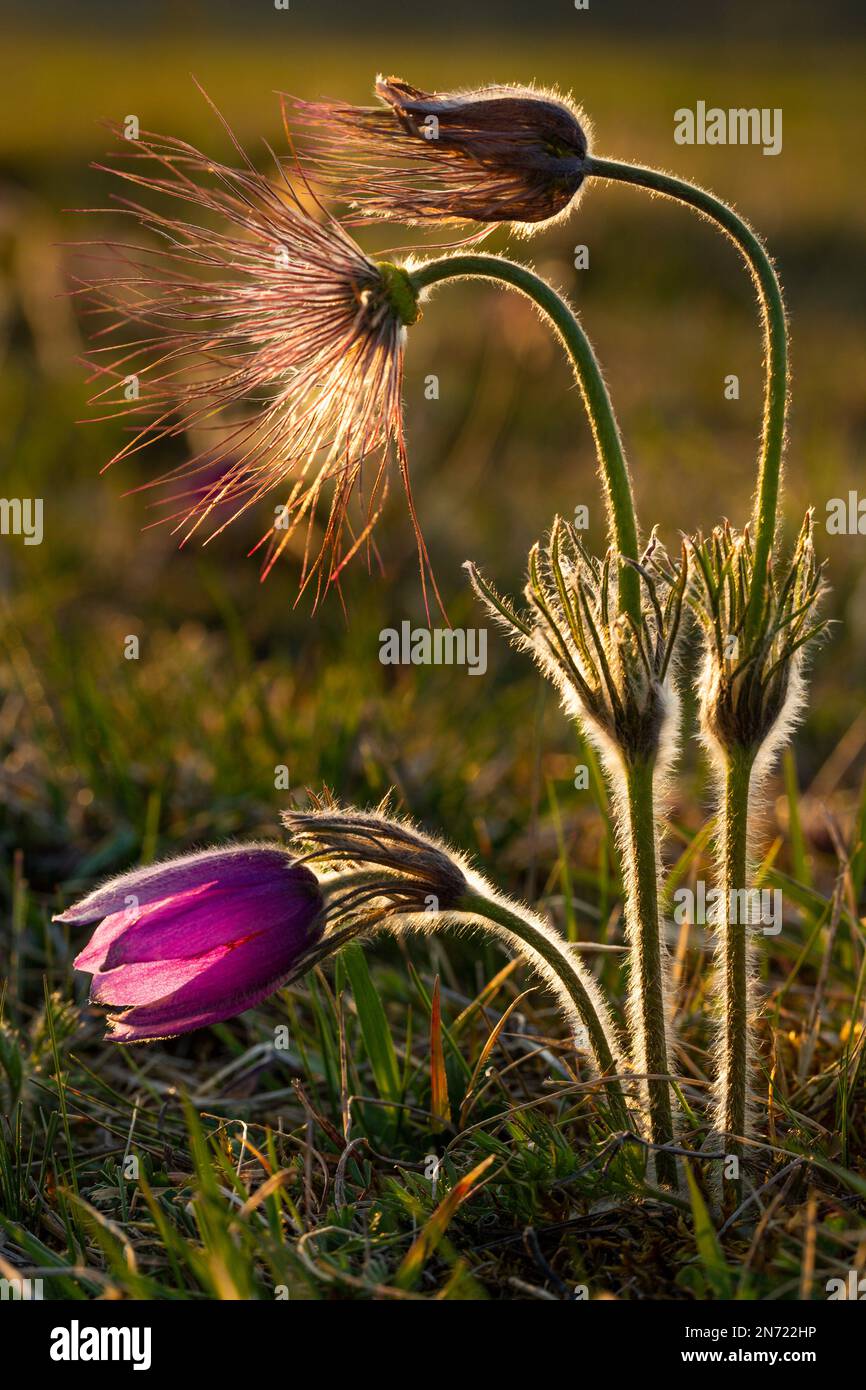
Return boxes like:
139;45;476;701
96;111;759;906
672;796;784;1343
1;0;866;1302
1;0;864;901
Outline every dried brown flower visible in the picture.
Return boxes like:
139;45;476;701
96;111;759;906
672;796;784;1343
286;76;589;231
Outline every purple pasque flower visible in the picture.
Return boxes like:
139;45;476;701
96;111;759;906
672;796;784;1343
56;845;324;1043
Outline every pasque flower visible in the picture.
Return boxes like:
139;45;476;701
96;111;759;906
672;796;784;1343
688;514;826;1188
468;520;688;1187
287;76;589;229
468;518;687;766
57;846;325;1042
285;802;631;1130
79;97;430;603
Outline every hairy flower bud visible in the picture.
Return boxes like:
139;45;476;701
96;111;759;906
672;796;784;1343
468;519;687;767
689;513;826;770
287;76;590;230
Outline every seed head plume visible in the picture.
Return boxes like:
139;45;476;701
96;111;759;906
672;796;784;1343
285;76;590;234
74;86;440;611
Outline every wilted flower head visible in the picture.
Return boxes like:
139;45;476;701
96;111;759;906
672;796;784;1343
468;518;687;765
689;513;826;768
57;845;325;1042
287;76;589;231
77;94;433;604
283;803;469;925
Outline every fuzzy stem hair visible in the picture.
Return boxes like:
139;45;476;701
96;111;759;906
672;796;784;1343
689;518;824;1199
454;884;632;1131
468;528;687;1184
321;867;632;1133
619;757;679;1189
714;745;756;1206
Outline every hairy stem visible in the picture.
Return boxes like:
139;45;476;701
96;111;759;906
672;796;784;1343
621;756;678;1187
586;157;787;634
409;254;641;623
716;747;755;1202
453;888;632;1132
319;869;632;1131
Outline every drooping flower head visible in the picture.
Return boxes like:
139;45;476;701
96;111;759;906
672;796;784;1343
689;512;826;774
286;76;590;232
57;845;326;1042
284;800;630;1112
468;518;688;768
77;90;436;607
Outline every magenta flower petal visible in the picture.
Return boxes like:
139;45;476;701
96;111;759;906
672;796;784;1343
58;846;294;925
90;945;232;1008
58;844;325;1042
101;930;316;1043
73;902;144;974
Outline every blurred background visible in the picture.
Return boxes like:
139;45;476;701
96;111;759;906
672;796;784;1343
1;0;865;914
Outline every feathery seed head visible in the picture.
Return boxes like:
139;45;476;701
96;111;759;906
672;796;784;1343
468;518;687;764
689;513;826;762
76;102;428;604
286;75;590;231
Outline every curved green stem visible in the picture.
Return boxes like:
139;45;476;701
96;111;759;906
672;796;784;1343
409;253;641;623
586;157;788;635
455;888;632;1132
320;869;632;1132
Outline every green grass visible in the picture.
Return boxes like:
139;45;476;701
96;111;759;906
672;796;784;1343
2;837;866;1299
1;26;866;1299
2;664;865;1298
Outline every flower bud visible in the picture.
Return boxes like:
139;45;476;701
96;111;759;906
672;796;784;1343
287;76;590;230
57;846;325;1042
468;519;687;766
689;513;826;765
